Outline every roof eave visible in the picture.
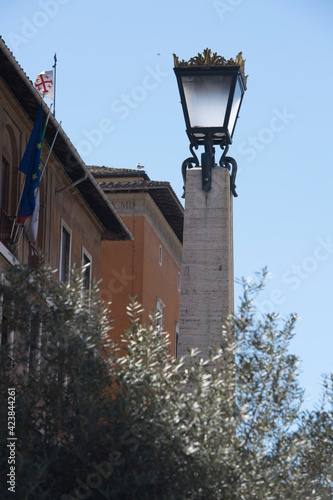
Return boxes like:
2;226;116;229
0;36;132;241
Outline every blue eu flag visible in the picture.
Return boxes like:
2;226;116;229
18;103;43;223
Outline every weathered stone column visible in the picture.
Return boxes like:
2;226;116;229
178;166;234;359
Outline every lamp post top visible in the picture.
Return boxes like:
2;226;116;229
173;48;248;89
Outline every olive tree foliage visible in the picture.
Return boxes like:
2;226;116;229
0;264;332;499
229;271;333;500
102;270;332;500
0;263;115;499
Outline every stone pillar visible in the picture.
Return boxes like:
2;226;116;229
178;167;234;359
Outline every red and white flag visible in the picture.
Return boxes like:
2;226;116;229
34;70;54;99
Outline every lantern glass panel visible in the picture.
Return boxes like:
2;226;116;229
181;74;232;131
228;77;243;137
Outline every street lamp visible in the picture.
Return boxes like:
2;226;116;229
173;49;247;196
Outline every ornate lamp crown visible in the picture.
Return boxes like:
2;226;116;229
173;48;248;88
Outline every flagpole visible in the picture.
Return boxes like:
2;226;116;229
42;104;52;142
53;53;57;118
12;222;21;244
40;121;61;183
16;225;25;246
10;185;24;241
10;102;51;242
21;121;61;245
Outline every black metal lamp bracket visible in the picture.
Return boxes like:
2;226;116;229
181;143;199;198
181;139;238;198
219;144;238;197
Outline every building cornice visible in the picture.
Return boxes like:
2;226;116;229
0;36;132;241
98;179;184;244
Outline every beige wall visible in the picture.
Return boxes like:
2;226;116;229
0;78;103;284
40;161;103;283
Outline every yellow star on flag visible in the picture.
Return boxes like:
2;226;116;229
32;173;38;180
37;142;42;149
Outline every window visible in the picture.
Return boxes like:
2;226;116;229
175;322;179;358
0;158;14;246
59;220;71;283
159;245;162;266
156;298;165;334
82;247;92;294
1;124;19;217
178;271;181;292
0;158;10;211
0;315;8;347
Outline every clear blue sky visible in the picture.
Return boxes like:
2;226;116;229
3;0;333;409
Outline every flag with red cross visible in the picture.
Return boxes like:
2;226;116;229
34;70;54;99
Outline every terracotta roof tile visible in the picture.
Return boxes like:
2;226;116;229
91;174;184;244
87;165;150;180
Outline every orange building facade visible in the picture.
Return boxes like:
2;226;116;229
0;37;130;275
0;38;132;357
90;167;184;357
0;35;183;362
